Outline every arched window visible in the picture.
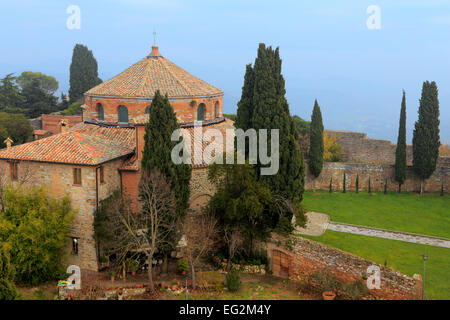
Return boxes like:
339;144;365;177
197;103;205;121
214;101;219;118
145;105;151;114
97;103;104;121
118;105;128;123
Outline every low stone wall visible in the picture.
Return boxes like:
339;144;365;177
265;234;422;300
306;161;449;193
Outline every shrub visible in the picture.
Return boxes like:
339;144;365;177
0;185;75;285
309;270;342;293
0;279;17;300
177;258;189;273
342;280;369;300
226;269;241;292
323;132;345;162
0;244;15;280
60;102;82;115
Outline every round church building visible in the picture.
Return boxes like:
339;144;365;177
83;46;224;124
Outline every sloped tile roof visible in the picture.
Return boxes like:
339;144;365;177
86;47;223;99
0;123;135;165
180;118;235;168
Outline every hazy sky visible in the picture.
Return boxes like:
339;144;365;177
1;0;449;143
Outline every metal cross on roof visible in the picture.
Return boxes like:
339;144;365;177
153;30;156;46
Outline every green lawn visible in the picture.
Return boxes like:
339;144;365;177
301;231;450;300
303;191;450;238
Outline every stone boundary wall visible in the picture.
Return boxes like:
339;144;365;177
327;130;413;164
264;234;422;300
306;161;449;193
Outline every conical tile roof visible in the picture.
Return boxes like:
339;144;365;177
86;46;223;99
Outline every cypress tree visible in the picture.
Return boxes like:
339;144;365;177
141;90;192;269
413;81;440;195
384;178;388;194
235;64;255;131
329;177;333;193
250;44;305;203
343;173;346;193
356;174;359;193
309;100;324;177
69;44;102;103
141;90;192;216
368;176;371;193
395;90;407;193
441;183;444;196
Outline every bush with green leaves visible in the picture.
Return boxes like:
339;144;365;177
309;270;342;293
0;279;17;300
0;244;15;280
0;185;75;285
60;102;82;115
225;268;241;292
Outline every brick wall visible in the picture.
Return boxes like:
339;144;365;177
84;95;223;124
306;161;449;193
265;234;422;300
41;114;83;135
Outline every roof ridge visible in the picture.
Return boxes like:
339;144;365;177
159;57;194;96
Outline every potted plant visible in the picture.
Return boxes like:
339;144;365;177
109;271;116;282
322;291;336;300
127;259;139;276
99;256;108;268
176;258;189;275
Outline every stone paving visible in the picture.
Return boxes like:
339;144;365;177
327;222;450;248
293;212;329;236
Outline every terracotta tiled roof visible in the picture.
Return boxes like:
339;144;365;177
181;118;235;168
86;46;223;99
33;129;49;135
0;123;135;165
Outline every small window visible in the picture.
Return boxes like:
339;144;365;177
99;166;104;183
73;168;82;185
118;105;128;123
97;103;104;121
71;238;79;255
197;103;205;121
145;105;151;114
10;162;18;181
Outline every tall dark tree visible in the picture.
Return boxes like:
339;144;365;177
250;44;305;204
308;100;324;177
394;90;407;193
140;90;192;271
235;64;255;131
0;74;24;114
69;44;102;103
413;81;440;195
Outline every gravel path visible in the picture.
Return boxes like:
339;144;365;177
327;222;450;248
